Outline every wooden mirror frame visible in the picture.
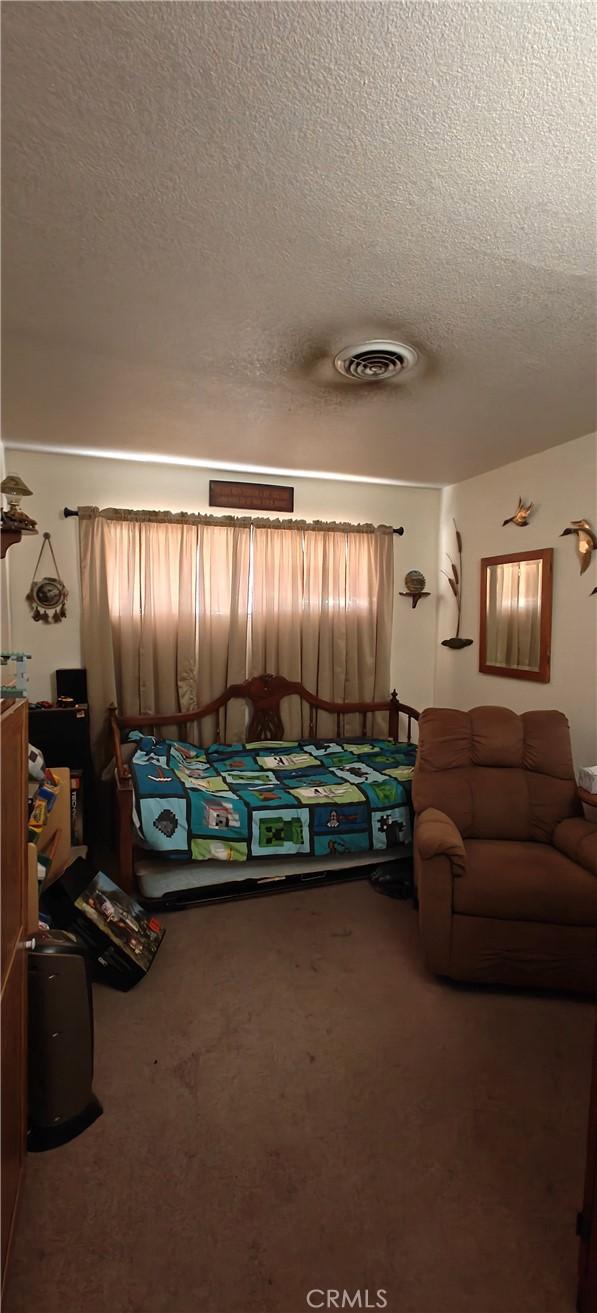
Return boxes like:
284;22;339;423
479;547;553;683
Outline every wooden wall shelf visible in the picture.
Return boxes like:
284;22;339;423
399;591;430;610
1;527;22;559
1;526;37;560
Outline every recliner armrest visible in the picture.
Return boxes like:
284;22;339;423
553;818;597;877
415;807;467;876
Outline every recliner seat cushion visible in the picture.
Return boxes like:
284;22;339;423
454;840;597;926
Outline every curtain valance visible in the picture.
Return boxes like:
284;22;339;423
78;506;393;535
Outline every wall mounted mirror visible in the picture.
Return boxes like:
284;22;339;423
479;548;553;683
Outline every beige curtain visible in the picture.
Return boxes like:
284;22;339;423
79;510;250;761
250;524;305;736
80;509;394;762
192;522;251;744
250;522;394;738
487;559;541;670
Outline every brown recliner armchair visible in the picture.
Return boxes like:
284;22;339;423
412;706;597;992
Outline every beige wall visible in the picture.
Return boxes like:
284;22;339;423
0;442;11;650
435;432;597;766
8;437;594;764
4;449;440;716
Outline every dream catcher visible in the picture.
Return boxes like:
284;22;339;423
26;532;68;623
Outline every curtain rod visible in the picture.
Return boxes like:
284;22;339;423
63;507;404;534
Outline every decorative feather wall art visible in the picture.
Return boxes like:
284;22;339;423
441;521;473;649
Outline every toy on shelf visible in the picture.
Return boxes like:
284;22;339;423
27;743;46;782
1;651;31;698
28;768;60;843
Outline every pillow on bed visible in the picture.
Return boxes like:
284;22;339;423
126;733;209;765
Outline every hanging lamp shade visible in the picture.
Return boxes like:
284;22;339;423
1;474;33;500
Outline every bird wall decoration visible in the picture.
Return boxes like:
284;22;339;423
502;497;534;527
560;520;597;575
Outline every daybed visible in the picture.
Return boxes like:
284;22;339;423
110;674;419;905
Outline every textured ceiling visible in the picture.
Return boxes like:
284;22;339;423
2;1;596;484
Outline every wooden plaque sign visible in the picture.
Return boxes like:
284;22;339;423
209;480;294;513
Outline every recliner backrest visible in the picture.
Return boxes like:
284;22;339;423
412;706;580;841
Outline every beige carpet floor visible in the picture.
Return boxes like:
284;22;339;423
5;881;594;1313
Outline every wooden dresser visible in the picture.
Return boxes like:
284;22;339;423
1;699;29;1295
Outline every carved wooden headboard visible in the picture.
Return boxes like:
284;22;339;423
110;672;419;747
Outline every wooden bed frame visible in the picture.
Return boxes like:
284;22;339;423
109;673;419;896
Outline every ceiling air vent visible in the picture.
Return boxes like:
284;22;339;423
333;340;418;382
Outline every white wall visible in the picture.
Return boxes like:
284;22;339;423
4;449;440;717
435;432;597;766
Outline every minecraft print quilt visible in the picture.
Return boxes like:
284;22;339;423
128;736;417;863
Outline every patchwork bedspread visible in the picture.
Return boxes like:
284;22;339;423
129;736;417;863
